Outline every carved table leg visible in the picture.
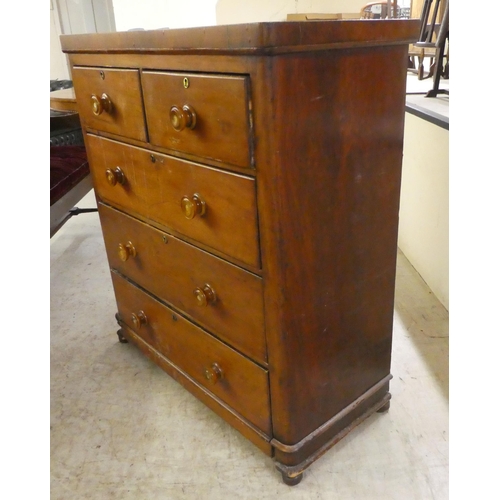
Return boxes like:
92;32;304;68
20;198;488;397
115;313;128;343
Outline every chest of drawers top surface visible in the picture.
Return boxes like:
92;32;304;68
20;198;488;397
61;19;420;485
61;19;419;54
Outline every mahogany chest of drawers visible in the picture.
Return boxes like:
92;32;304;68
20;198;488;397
61;19;419;485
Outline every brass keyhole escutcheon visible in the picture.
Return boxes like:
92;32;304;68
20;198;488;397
204;363;223;384
118;241;137;262
181;193;206;219
105;166;125;186
194;284;217;307
183;77;189;88
131;310;147;329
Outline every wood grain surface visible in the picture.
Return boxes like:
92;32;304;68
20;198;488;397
86;135;260;268
100;203;266;365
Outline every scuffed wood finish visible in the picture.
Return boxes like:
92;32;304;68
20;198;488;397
86;135;260;268
61;20;420;55
117;322;273;455
262;45;408;451
111;271;271;434
62;19;420;484
99;203;266;365
71;67;147;142
142;71;252;168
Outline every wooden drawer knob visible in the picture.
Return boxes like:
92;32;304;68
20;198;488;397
204;362;223;384
105;166;125;186
194;284;216;307
131;310;147;329
118;241;137;262
181;193;206;219
170;104;197;131
91;93;113;116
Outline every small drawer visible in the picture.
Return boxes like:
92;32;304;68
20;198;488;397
141;71;252;168
71;66;147;142
111;271;271;434
100;204;266;365
87;135;260;268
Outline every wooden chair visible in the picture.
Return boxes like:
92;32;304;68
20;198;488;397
360;2;399;19
408;0;448;83
414;0;449;96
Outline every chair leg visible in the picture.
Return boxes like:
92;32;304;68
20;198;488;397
417;55;425;80
427;58;436;79
68;207;99;216
426;45;447;97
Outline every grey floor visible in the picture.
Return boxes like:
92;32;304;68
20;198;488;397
405;71;449;121
50;189;449;499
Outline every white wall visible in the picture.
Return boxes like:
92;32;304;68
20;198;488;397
50;1;70;80
216;0;367;24
112;0;217;31
398;114;449;309
111;0;385;30
51;0;116;80
57;0;116;34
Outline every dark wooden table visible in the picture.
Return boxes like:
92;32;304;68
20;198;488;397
50;88;78;112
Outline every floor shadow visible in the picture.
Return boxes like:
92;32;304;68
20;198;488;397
393;249;449;400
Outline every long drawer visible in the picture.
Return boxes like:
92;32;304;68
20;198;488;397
99;204;267;365
111;271;271;434
87;135;260;268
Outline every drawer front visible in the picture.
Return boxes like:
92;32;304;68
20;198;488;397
87;135;260;268
141;71;252;168
111;271;271;434
100;204;267;365
72;66;147;142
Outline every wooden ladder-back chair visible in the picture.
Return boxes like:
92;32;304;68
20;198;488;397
408;0;449;84
361;2;400;19
414;0;449;96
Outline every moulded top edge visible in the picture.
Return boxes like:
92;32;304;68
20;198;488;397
60;19;421;55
